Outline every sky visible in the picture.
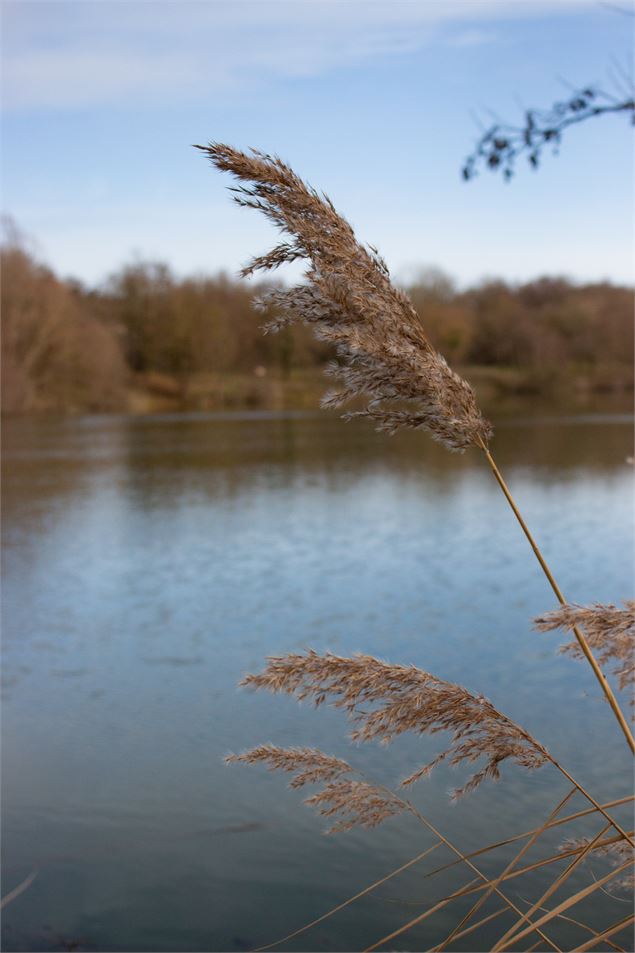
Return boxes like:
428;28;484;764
1;0;633;289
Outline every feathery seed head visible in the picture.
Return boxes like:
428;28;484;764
534;601;635;701
304;779;407;833
559;835;635;894
225;744;353;789
240;651;549;799
197;142;492;452
226;743;407;832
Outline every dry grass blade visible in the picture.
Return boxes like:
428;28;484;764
196;142;492;452
547;762;633;848
242;651;550;798
440;897;625;953
395;829;634;909
432;905;509;949
514;896;627;953
535;601;635;701
477;439;635;754
0;869;38;910
570;914;635;952
413;796;634;887
559;835;635;895
228;740;552;942
493;859;635;949
250;797;631;953
492;822;613;951
252;841;443;952
366;805;560;953
364;876;559;953
431;788;577;951
363;830;635;952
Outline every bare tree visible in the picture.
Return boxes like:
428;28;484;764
463;51;634;181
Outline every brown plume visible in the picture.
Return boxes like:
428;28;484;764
226;743;407;833
534;601;635;699
196;143;492;452
225;744;353;789
560;835;635;894
240;651;549;799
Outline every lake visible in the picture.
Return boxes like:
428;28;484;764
2;411;633;952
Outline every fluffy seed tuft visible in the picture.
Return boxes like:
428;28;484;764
225;744;352;789
240;651;549;799
534;601;635;701
226;744;406;832
197;142;492;452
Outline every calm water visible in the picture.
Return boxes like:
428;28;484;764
2;411;633;952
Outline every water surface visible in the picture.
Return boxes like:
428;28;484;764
2;411;633;951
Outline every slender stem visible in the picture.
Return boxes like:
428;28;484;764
252;793;633;952
492;822;612;951
364;829;634;953
549;761;634;847
476;438;635;754
494;859;635;948
252;840;443;952
416;795;633;886
368;799;560;953
514;898;626;953
0;869;38;910
432;788;577;952
570;914;635;953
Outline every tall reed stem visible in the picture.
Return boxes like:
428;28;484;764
476;437;635;754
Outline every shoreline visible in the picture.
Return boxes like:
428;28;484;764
4;365;632;418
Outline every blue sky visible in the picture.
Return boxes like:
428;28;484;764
2;0;633;288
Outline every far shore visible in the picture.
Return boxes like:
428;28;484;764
4;364;632;419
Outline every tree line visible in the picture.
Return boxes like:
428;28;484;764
2;225;632;414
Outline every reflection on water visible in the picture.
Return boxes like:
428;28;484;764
2;411;633;952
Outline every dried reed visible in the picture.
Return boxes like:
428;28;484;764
226;743;352;788
199;140;634;752
241;650;550;798
559;835;635;894
200;142;634;950
227;744;407;833
249;797;632;953
195;142;491;452
535;601;635;700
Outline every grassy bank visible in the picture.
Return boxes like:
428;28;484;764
125;364;634;416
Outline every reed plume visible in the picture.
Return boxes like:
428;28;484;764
535;601;635;700
226;743;407;833
202;142;634;950
559;835;635;893
240;651;550;799
195;142;492;452
198;141;633;748
226;744;353;788
304;780;407;833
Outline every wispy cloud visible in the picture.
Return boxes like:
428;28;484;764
446;28;499;48
2;0;591;111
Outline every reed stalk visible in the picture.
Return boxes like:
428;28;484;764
249;797;633;951
365;855;634;952
201;143;634;952
431;788;577;951
490;859;634;948
491;822;613;952
252;842;444;952
570;915;635;953
475;436;635;754
398;798;559;952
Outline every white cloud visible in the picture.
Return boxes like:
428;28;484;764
2;0;592;111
